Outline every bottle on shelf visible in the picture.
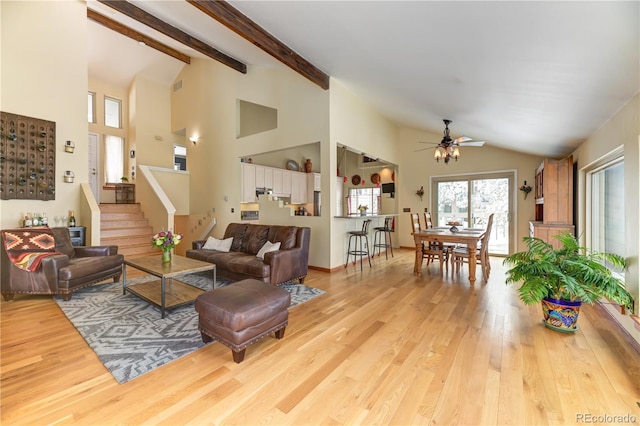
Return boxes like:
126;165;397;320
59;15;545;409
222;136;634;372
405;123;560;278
68;211;76;227
32;212;40;227
41;212;48;226
24;213;32;227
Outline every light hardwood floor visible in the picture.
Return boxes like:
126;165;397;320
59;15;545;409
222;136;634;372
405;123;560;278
1;249;639;425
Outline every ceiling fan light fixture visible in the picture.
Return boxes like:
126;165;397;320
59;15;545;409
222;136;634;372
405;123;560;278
452;146;461;159
434;147;443;161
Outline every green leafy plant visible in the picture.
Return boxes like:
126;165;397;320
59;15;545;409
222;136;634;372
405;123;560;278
503;232;633;310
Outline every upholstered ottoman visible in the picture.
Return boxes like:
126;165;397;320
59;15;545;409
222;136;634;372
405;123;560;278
194;279;291;363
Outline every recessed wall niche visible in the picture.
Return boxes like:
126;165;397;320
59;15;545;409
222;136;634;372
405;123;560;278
0;111;56;200
237;99;278;138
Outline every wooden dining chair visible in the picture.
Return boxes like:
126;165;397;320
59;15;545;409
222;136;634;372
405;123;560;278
410;213;448;273
452;213;494;281
425;211;457;256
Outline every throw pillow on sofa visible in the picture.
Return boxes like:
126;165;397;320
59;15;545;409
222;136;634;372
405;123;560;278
256;241;281;259
203;236;233;252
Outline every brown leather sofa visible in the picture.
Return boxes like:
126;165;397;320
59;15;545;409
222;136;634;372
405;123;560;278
1;227;124;301
186;223;310;285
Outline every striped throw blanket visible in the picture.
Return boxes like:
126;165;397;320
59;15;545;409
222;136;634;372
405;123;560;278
2;228;62;272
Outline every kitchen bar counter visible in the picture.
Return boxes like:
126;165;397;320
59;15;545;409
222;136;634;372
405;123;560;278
334;213;399;219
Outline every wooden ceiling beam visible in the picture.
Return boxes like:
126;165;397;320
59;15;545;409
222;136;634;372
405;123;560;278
88;9;191;64
187;0;330;90
96;0;246;74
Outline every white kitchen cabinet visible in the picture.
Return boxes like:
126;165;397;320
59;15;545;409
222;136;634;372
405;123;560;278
282;170;292;196
272;168;284;194
306;173;321;203
314;173;321;191
255;165;265;188
264;167;273;189
241;163;256;203
291;172;307;204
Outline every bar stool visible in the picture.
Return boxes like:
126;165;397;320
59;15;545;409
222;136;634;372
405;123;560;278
372;217;394;259
345;219;372;270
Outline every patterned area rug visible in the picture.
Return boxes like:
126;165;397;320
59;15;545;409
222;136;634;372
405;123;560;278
55;272;324;384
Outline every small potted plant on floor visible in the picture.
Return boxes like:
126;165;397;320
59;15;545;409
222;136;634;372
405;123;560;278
503;232;634;333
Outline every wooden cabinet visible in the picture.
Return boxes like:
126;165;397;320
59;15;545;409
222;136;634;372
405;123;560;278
530;155;574;247
241;163;256;203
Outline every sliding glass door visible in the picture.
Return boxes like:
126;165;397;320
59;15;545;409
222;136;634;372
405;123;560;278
432;172;514;255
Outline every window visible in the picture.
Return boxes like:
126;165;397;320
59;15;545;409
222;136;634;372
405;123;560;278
432;172;514;255
174;145;186;170
348;187;381;215
589;156;625;264
104;135;124;184
104;96;122;128
88;92;96;123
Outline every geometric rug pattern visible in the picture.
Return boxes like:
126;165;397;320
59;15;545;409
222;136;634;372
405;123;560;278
55;272;324;384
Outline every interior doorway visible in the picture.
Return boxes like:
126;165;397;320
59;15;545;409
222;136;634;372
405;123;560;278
432;171;514;255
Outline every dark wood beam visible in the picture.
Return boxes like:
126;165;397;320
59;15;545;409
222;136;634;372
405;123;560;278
88;9;191;64
96;0;246;74
187;0;330;90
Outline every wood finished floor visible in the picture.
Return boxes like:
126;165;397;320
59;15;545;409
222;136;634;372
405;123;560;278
1;249;639;425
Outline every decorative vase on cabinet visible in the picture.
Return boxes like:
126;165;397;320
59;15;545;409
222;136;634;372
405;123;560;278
304;159;312;173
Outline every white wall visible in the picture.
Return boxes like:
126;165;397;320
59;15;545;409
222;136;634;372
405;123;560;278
329;79;400;268
0;0;88;230
88;76;129;203
395;126;545;252
170;59;332;267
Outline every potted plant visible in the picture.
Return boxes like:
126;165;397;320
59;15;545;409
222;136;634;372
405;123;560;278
503;232;634;333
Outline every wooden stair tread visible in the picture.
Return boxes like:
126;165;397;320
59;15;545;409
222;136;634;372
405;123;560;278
99;203;154;256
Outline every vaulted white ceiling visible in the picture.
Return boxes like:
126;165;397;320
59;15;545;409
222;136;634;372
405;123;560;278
87;1;639;158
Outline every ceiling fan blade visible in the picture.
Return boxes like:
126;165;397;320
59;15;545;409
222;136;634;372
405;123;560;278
414;147;434;152
458;140;485;147
418;141;438;145
455;136;472;143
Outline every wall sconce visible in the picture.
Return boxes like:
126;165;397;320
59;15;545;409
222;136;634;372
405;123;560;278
189;136;198;144
64;140;75;153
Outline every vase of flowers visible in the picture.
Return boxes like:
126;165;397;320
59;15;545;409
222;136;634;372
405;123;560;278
152;230;183;264
416;186;424;201
358;205;368;216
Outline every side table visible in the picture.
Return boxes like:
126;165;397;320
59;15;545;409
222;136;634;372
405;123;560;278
68;226;86;246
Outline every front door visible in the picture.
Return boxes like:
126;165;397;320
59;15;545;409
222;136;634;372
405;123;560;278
88;133;99;202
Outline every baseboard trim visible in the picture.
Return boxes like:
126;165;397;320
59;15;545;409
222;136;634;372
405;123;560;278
594;302;640;354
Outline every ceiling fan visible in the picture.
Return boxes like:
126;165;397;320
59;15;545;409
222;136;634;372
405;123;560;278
416;119;485;164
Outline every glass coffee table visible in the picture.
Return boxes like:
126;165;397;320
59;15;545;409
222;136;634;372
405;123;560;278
122;255;216;318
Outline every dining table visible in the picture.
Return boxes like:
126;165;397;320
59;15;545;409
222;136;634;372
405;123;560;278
412;227;486;284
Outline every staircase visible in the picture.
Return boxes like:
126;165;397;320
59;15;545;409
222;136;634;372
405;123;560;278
100;204;155;257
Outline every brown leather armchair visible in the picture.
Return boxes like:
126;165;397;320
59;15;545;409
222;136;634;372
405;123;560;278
1;227;124;301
